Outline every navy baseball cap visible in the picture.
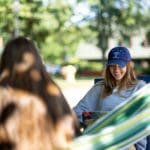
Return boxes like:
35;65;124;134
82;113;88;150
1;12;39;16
107;46;131;68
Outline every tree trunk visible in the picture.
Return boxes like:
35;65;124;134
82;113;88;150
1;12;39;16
97;30;109;68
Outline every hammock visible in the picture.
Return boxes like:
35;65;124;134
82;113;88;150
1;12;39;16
72;83;150;150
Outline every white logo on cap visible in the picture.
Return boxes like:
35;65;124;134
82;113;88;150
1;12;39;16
112;51;120;59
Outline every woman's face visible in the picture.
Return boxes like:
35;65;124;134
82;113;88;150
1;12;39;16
109;64;127;81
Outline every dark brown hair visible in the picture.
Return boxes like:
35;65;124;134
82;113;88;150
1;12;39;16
0;37;72;123
0;37;78;149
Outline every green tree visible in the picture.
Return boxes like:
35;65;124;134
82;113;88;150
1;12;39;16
0;0;90;64
77;0;150;65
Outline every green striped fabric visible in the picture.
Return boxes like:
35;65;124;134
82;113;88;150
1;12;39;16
72;83;150;150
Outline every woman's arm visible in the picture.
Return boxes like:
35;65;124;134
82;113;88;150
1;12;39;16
135;137;147;150
73;82;102;122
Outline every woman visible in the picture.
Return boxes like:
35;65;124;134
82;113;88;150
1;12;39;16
0;37;78;150
74;46;147;150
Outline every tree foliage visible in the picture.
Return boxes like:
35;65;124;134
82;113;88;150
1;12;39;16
0;0;90;64
76;0;150;64
0;0;150;65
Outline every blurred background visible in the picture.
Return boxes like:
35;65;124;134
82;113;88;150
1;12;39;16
0;0;150;107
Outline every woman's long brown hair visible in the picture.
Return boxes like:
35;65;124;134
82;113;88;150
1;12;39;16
0;37;79;149
0;37;74;124
101;62;138;98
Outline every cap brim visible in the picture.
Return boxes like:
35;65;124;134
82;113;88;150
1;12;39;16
107;60;127;68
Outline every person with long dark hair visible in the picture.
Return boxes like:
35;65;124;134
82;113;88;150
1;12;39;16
0;37;78;150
